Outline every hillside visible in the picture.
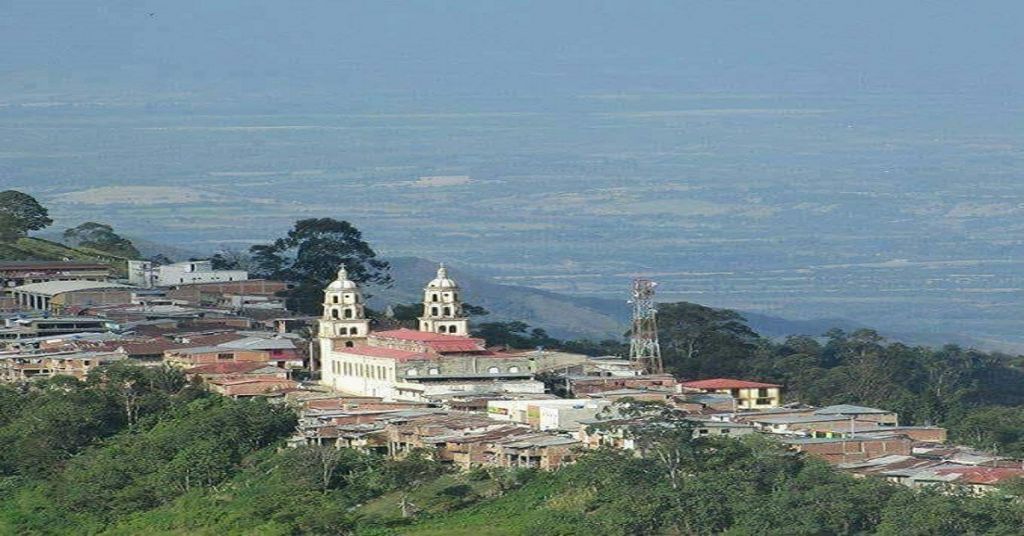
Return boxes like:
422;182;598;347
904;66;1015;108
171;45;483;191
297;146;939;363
0;237;130;276
368;257;1006;350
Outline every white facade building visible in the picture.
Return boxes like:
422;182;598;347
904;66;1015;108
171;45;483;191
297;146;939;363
152;261;248;287
318;262;547;401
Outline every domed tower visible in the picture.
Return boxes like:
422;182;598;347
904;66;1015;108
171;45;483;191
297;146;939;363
418;263;469;336
318;265;369;348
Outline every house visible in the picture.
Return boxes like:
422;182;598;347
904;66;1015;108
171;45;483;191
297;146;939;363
487;398;613;431
567;374;679;396
812;404;899;426
163;335;301;368
0;261;111;290
781;434;914;464
0;350;126;382
206;377;300;398
11;281;134;313
678;378;783;409
130;260;249;287
0;316;120;342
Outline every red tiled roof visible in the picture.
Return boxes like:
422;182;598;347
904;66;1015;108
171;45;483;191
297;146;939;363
372;328;483;344
933;466;1024;485
681;378;780;389
338;345;431;362
426;340;489;353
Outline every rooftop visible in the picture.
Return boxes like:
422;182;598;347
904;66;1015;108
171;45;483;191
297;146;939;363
0;261;110;271
814;404;893;415
339;345;430;362
372;328;483;344
680;378;781;389
12;280;132;296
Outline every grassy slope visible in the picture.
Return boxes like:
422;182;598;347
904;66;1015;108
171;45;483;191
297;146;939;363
0;237;129;277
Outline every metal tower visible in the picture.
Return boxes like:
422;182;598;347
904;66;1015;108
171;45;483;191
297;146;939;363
628;278;663;374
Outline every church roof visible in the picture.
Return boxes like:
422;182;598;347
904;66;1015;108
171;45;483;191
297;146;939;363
372;328;477;343
338;345;431;362
426;264;458;289
327;266;359;290
371;328;486;353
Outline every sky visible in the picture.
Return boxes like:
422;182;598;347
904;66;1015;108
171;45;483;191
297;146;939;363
2;1;1022;100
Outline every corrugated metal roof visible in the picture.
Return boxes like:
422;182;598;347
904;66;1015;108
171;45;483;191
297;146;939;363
12;280;132;296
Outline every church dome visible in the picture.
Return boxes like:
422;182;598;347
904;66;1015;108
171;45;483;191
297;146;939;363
327;265;358;290
426;263;458;289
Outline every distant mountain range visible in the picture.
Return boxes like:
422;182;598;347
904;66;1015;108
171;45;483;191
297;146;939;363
366;257;1019;353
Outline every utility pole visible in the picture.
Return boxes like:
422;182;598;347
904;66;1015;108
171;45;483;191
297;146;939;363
628;278;663;374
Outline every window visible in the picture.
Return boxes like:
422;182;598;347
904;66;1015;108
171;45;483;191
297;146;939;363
332;295;339;304
443;307;451;316
431;307;439;316
217;353;233;360
488;366;500;374
344;308;353;319
721;428;731;434
428;368;440;376
331;309;339;319
345;341;354;348
407;368;418;376
757;388;769;398
431;293;439;302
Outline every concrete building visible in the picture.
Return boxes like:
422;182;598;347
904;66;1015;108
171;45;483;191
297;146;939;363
0;261;111;290
678;378;782;409
136;260;248;287
0;350;126;382
487;398;613;431
11;280;133;313
0;316;119;342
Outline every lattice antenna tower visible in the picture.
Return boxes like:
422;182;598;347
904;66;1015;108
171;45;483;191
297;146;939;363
628;278;663;374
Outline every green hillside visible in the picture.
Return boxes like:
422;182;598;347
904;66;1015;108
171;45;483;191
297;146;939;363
0;237;131;276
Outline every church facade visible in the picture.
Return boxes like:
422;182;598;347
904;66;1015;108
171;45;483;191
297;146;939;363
318;264;544;401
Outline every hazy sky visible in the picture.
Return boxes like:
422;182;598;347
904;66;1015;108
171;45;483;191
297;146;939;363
2;1;1021;99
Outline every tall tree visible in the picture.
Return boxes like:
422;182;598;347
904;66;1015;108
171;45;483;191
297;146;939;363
63;222;141;258
0;190;52;239
249;218;391;314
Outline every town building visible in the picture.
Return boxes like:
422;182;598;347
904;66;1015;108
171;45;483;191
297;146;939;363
163;334;302;369
678;378;782;409
0;261;111;290
130;260;249;287
318;264;553;401
11;280;134;313
0;349;126;382
487;398;614;431
0;316;119;342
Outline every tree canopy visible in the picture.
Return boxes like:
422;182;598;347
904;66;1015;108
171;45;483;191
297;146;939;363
0;190;52;240
249;218;391;313
62;222;141;258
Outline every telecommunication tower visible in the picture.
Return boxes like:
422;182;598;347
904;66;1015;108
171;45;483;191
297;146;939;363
628;278;663;374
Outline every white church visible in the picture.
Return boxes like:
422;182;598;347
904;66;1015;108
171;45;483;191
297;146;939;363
317;264;548;401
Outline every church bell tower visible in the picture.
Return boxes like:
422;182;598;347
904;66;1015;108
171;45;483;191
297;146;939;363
318;265;370;348
418;263;469;336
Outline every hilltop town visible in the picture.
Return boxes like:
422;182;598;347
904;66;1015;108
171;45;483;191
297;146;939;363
0;190;1022;533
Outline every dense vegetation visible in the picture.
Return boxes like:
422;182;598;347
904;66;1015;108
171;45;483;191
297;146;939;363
0;368;1019;535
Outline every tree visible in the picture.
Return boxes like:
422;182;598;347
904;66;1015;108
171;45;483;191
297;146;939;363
592;400;696;490
63;222;141;258
209;248;251;270
0;190;52;239
656;302;761;377
249;218;391;314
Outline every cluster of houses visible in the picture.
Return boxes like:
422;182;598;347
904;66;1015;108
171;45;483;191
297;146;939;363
0;260;309;394
1;259;1021;496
